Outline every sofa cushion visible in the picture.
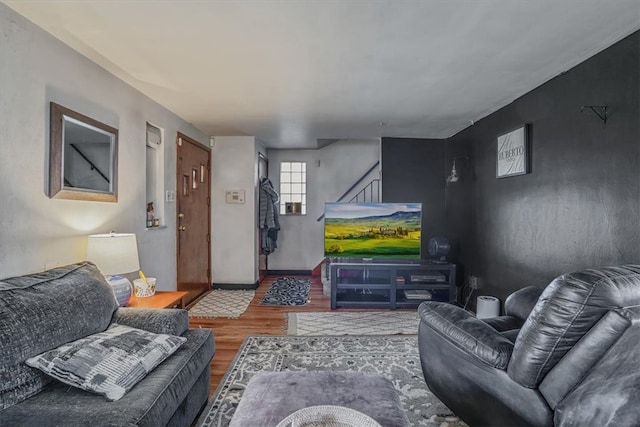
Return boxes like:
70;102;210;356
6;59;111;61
508;264;640;388
26;324;186;401
0;262;118;410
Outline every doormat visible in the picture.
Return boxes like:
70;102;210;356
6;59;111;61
259;277;310;306
287;311;419;335
194;335;465;427
188;289;255;319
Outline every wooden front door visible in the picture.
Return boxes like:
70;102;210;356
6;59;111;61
176;133;210;305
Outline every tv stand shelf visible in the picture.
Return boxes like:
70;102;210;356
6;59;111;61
329;258;456;310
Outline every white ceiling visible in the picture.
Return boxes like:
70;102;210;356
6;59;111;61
4;0;639;149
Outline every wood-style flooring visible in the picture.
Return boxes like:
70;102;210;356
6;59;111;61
188;275;333;395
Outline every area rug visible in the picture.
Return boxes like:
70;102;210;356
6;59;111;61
188;289;255;319
287;311;419;335
259;277;310;305
194;335;465;427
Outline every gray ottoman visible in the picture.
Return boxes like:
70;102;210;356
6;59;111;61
229;371;410;427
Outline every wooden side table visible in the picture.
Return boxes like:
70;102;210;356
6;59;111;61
128;291;188;309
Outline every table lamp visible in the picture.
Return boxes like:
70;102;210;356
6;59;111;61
86;232;140;306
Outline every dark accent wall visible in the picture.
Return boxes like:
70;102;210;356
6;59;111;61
383;31;639;305
381;138;446;258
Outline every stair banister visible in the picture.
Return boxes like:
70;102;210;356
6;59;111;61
317;161;380;221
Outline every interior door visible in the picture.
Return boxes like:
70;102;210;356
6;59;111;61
176;133;211;305
258;153;268;282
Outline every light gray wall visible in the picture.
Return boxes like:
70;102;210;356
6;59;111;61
211;136;263;285
0;3;207;286
267;139;380;271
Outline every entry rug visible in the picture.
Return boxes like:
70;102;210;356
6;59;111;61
194;335;466;427
287;311;419;335
188;290;255;319
259;277;310;306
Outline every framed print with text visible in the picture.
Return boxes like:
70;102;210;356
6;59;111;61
497;124;529;178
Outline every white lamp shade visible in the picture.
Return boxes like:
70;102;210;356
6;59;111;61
86;233;140;275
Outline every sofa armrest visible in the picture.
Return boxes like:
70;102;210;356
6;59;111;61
504;286;543;321
112;308;189;336
418;301;514;369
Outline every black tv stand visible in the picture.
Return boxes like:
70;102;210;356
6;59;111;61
329;258;456;310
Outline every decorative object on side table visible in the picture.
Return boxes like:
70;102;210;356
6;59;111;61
133;270;156;297
86;232;140;306
497;124;530;178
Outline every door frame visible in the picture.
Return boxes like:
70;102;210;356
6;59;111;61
176;132;211;298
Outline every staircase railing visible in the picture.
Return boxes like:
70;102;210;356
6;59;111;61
348;178;380;203
317;161;380;221
70;144;110;183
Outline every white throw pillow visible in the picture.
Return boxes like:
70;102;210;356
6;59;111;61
25;323;186;401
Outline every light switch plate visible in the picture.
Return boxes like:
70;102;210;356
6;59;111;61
166;190;176;203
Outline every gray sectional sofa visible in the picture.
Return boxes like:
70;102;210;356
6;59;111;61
0;261;215;427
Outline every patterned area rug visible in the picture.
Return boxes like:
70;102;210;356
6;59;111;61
188;290;255;319
287;311;419;335
194;335;466;427
259;277;310;306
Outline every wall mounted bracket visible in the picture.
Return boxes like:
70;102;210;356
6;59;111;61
580;105;607;127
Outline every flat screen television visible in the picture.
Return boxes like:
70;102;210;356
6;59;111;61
324;202;422;258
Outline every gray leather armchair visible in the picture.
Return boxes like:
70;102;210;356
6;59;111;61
418;265;640;427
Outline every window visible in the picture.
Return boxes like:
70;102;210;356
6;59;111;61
280;161;306;215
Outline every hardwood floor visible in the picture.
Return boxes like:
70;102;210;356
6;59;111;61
188;275;332;395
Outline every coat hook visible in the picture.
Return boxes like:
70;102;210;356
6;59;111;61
580;105;607;127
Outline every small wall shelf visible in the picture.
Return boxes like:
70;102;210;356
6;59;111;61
580;105;607;127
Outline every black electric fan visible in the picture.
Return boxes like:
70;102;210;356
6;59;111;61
428;237;450;261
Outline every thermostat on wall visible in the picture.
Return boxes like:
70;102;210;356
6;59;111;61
225;190;245;204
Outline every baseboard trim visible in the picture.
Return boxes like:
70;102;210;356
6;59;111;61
212;281;259;290
268;269;312;276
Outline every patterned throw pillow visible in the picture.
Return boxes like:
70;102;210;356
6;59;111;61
25;323;186;401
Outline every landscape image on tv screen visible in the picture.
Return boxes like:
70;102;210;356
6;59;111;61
324;202;422;258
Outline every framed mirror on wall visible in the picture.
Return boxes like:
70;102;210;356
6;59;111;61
49;102;118;202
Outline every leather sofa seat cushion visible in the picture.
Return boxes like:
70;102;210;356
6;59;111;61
508;265;640;388
482;316;524;333
418;302;514;369
0;262;118;410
